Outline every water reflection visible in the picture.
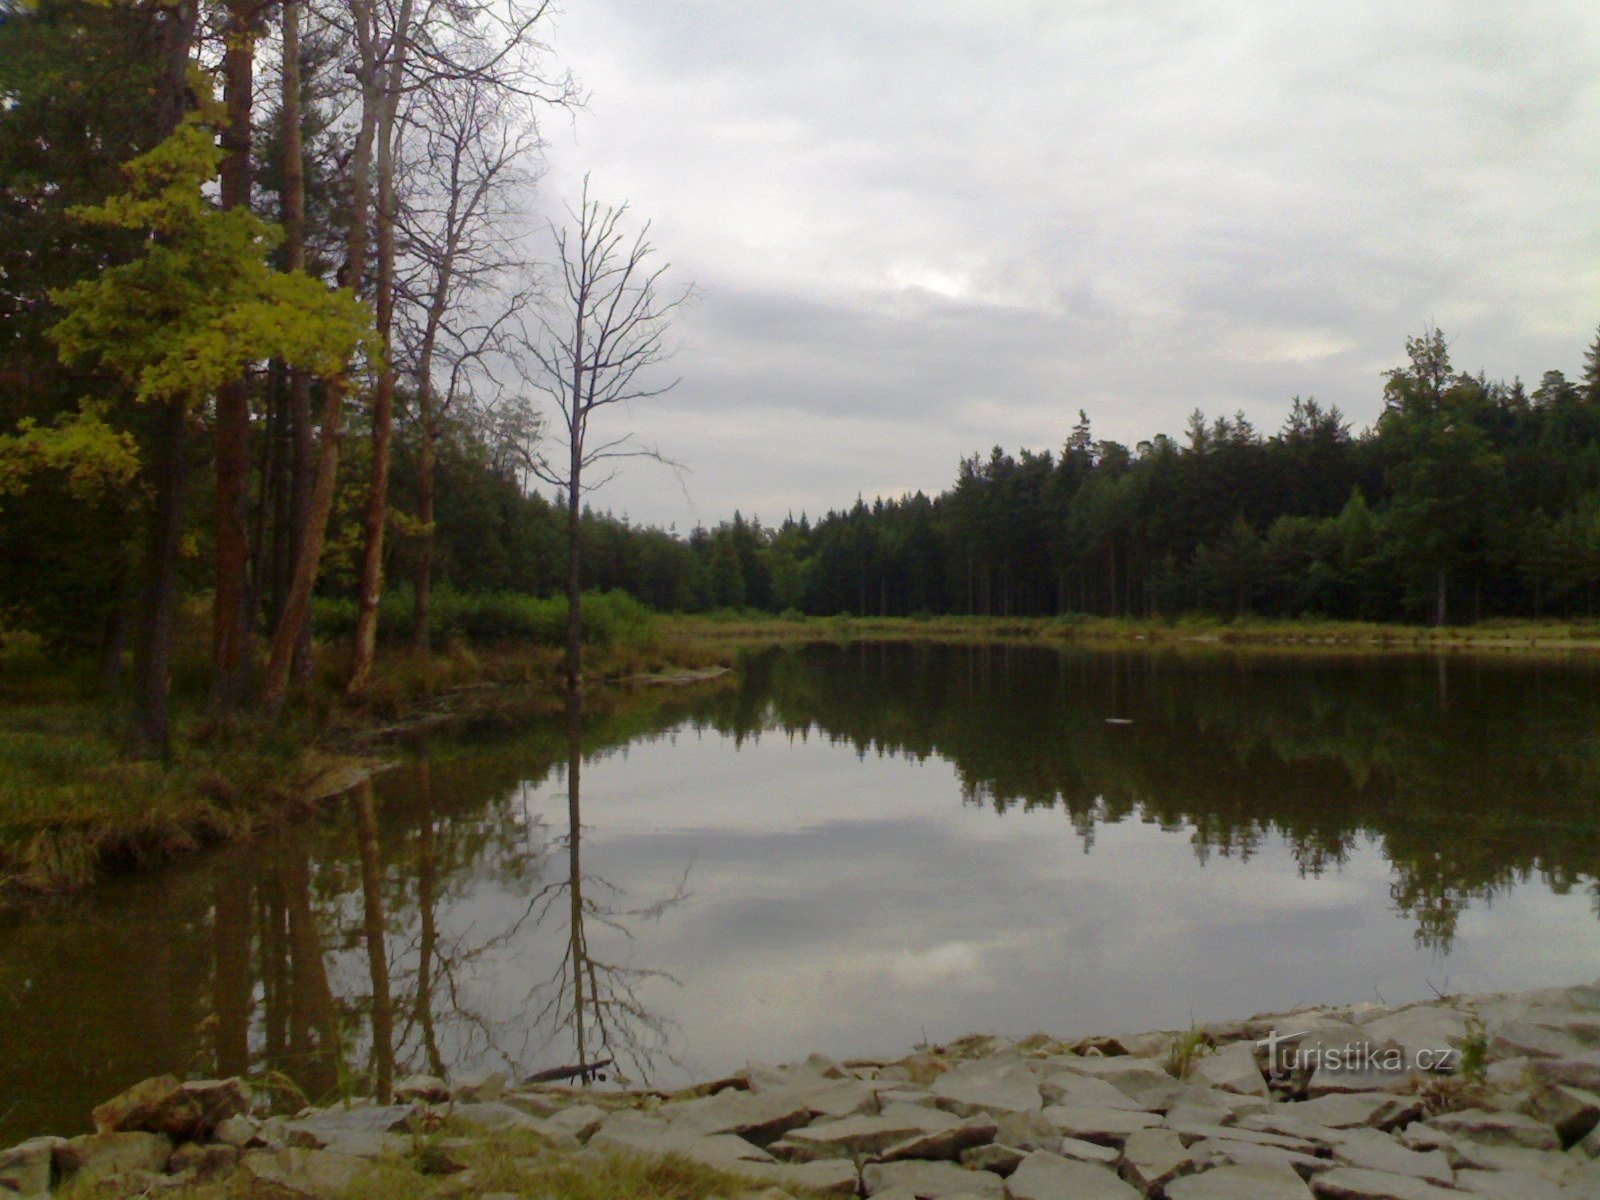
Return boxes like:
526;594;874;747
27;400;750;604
3;645;1598;1143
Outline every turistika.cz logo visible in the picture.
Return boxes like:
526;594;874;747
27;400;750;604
1256;1028;1459;1079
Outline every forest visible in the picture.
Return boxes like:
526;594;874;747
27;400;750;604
8;1;1600;759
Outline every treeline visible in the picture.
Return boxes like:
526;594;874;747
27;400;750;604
492;326;1600;626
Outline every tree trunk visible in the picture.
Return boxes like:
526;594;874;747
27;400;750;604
413;418;436;650
347;0;415;697
1435;566;1448;627
211;0;258;712
566;460;582;695
131;401;191;758
354;780;394;1104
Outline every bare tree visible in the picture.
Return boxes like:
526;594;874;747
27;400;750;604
509;182;693;693
392;72;541;650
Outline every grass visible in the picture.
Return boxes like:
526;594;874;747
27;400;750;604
54;1129;824;1200
661;609;1600;657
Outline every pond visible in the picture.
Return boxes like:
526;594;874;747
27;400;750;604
3;643;1598;1142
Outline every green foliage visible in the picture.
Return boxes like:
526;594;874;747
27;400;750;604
48;119;375;407
312;587;655;651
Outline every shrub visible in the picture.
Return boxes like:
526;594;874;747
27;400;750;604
310;587;655;649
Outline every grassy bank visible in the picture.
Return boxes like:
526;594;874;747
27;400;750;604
662;609;1600;655
0;601;728;901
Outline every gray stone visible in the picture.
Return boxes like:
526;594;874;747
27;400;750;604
0;1136;61;1197
1038;1104;1160;1146
87;1074;248;1141
1118;1126;1193;1191
1237;1109;1347;1146
1168;1122;1322;1153
960;1143;1026;1176
1192;1042;1270;1097
739;1158;860;1195
671;1088;823;1143
238;1146;371;1197
1528;1052;1600;1094
931;1060;1043;1116
1291;1091;1421;1130
990;1110;1061;1153
1191;1136;1326;1176
394;1073;451;1103
862;1159;1003;1198
1331;1128;1452;1185
777;1111;948;1161
214;1114;259;1148
54;1132;173;1185
1525;1082;1600;1147
283;1104;417;1157
1359;1007;1470;1062
1004;1150;1139;1199
545;1102;607;1142
1054;1136;1120;1165
1038;1071;1150;1111
448;1101;551;1134
451;1071;508;1103
872;1118;997;1163
1038;1054;1171;1091
1452;1168;1571;1199
1492;1025;1592;1062
1310;1165;1471;1200
1166;1163;1314;1200
168;1142;241;1179
1425;1109;1561;1151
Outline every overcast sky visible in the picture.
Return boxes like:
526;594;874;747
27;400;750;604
527;0;1600;532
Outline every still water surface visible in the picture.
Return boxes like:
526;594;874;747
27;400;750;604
3;644;1598;1141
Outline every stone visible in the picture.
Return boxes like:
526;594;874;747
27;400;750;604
740;1158;860;1195
448;1102;557;1136
1192;1042;1270;1097
1166;1163;1314;1200
167;1142;240;1179
54;1132;172;1185
1168;1122;1322;1154
451;1071;508;1103
1331;1128;1452;1185
1238;1109;1347;1146
1309;1165;1470;1200
1038;1071;1151;1111
394;1073;451;1103
545;1103;607;1142
670;1088;822;1143
1525;1082;1600;1147
0;1136;61;1197
1528;1053;1600;1094
1358;1007;1470;1062
1424;1109;1561;1151
238;1146;371;1197
929;1059;1043;1116
1039;1054;1171;1090
88;1074;246;1141
862;1159;1003;1198
1119;1126;1193;1191
872;1118;997;1163
1291;1091;1420;1130
1054;1136;1119;1166
1191;1136;1326;1176
960;1143;1026;1176
1491;1025;1591;1062
1005;1150;1140;1200
1038;1104;1160;1146
1452;1168;1570;1199
778;1109;955;1161
990;1110;1061;1153
282;1104;417;1157
214;1115;259;1148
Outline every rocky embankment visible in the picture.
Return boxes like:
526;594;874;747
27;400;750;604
4;982;1599;1199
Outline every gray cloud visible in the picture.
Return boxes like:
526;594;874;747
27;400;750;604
524;1;1600;528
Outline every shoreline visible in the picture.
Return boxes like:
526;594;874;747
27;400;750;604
5;979;1597;1198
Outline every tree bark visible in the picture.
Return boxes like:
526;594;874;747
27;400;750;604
347;0;416;697
212;0;259;712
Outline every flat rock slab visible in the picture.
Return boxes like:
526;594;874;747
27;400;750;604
1331;1128;1451;1185
1528;1052;1600;1094
1005;1150;1140;1200
779;1111;955;1161
1190;1136;1327;1176
960;1143;1026;1176
1054;1136;1119;1165
1119;1126;1193;1191
1039;1105;1161;1146
283;1105;417;1157
863;1158;1004;1198
1166;1163;1314;1200
739;1157;861;1195
931;1061;1043;1116
1310;1166;1466;1200
1040;1071;1152;1111
1291;1091;1420;1130
1192;1041;1270;1097
872;1119;997;1163
239;1147;371;1198
1423;1109;1560;1151
1451;1167;1572;1200
89;1075;251;1140
670;1088;824;1143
